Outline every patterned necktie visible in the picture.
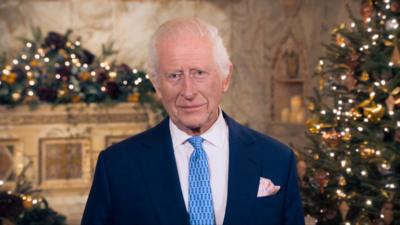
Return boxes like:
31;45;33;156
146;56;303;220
187;136;215;225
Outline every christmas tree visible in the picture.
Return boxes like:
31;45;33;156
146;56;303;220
301;0;400;224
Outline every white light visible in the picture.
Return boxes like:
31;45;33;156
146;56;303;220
381;80;386;85
341;160;346;167
372;34;379;40
359;47;364;51
332;86;337;90
372;41;377;45
330;152;335;157
70;54;76;59
364;118;369;122
29;80;35;86
28;90;34;96
390;184;395;188
75;41;81;46
389;61;394;67
145;74;149;79
341;75;347;80
34;54;40;59
361;170;367;176
346;168;351;173
337;116;341;120
386;4;391;9
12;59;19;64
44;57;50;63
364;44;369;49
321;110;326;115
376;150;381;156
383;15;387;19
345;222;351;225
133;69;138;74
2;69;9;75
65;61;71;66
0;180;3;185
389;110;394;115
83;64;88;68
26;42;32;48
123;80;128;85
105;65;111;70
101;86;106;92
384;0;390;3
366;199;372;205
381;214;385;219
100;62;106;67
397;121;400;127
366;18;371;23
90;71;96;76
340;131;346;136
316;124;321;129
348;99;353;103
55;74;61;79
370;92;376;98
338;100;343;105
358;127;363;132
21;54;27;60
109;72;117;78
68;84;74;90
374;82;380;86
389;34;395;39
32;199;38;204
345;128;350;132
24;65;30;71
340;43;346;48
384;128;389;132
351;22;356;28
333;109;337;114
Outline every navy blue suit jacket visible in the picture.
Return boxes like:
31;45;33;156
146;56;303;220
81;113;305;225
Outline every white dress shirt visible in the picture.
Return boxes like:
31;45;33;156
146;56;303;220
170;110;229;225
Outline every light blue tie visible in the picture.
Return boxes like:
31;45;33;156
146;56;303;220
187;136;215;225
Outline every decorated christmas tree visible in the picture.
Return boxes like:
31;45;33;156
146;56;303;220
301;0;400;224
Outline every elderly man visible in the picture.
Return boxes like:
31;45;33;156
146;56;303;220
82;18;305;225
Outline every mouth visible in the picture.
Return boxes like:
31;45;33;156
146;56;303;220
178;104;206;112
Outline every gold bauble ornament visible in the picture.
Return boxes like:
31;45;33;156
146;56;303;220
80;71;91;81
363;103;385;122
307;101;315;112
341;132;352;141
350;108;363;119
360;71;370;81
360;145;376;158
313;154;320;160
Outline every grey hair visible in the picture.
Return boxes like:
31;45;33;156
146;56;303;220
148;18;231;83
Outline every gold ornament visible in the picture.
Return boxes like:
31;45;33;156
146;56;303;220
384;40;395;46
80;71;91;81
313;154;320;160
307;101;315;112
350;108;363;119
363;103;385;122
58;49;69;58
360;145;376;158
58;89;66;97
22;195;33;209
338;176;347;186
360;71;370;81
128;92;140;103
319;79;325;91
341;132;352;141
336;34;346;46
30;60;40;67
392;87;400;95
391;45;400;66
322;130;340;148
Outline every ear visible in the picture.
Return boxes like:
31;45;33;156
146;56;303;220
222;64;233;92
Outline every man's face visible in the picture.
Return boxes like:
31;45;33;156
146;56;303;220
152;35;231;134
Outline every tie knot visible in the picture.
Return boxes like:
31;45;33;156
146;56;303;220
187;136;204;150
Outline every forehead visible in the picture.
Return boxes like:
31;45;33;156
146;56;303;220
156;35;215;70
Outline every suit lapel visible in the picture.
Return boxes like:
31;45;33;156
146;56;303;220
138;118;189;225
223;114;261;225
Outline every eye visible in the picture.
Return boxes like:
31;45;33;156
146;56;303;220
167;72;182;81
193;70;207;78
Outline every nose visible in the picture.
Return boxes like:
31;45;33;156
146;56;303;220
181;75;196;99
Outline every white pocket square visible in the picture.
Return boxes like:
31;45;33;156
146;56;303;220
257;177;280;197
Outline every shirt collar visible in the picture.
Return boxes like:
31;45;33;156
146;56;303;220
169;108;228;149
